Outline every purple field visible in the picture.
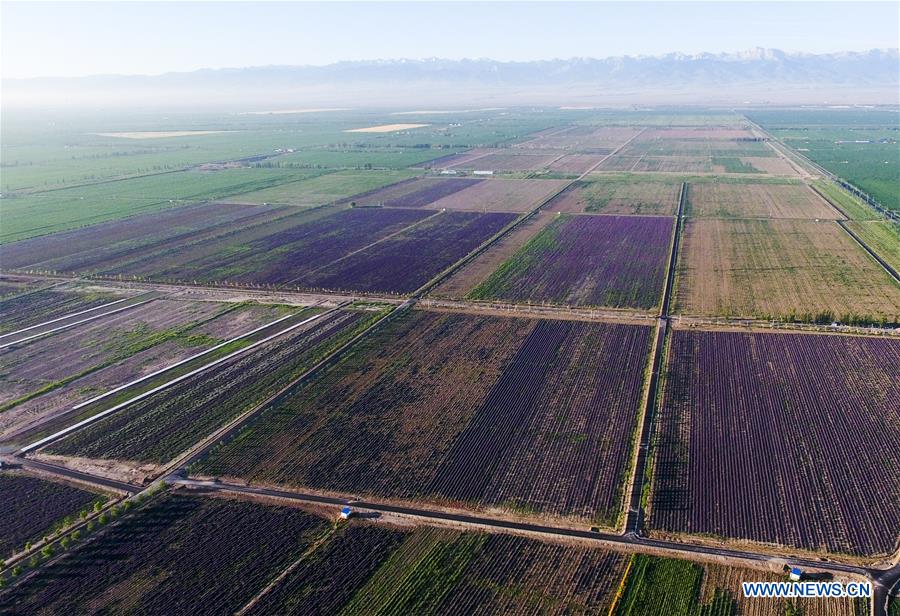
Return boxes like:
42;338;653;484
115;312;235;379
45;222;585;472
0;204;434;289
2;473;103;558
302;211;516;294
0;202;294;274
352;177;484;208
470;214;673;309
649;329;900;556
196;311;651;524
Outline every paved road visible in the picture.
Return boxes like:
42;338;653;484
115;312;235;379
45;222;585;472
172;478;880;577
174;478;898;614
16;457;142;494
8;459;895;614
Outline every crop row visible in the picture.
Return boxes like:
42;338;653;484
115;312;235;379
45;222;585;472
649;329;900;556
0;494;327;614
3;203;509;295
252;523;629;615
352;177;483;208
196;310;651;524
44;308;376;465
0;287;120;333
5;490;865;615
301;211;516;294
470;214;673;309
0;300;281;439
1;201;293;274
1;473;104;558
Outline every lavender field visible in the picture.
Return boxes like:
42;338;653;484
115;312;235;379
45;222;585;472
469;214;673;309
2;473;103;558
196;311;650;524
649;329;900;556
302;211;516;294
351;177;484;208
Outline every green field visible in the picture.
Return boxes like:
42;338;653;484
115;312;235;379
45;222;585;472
845;220;900;273
0;167;324;243
811;179;884;220
749;109;900;211
268;147;461;169
228;169;422;205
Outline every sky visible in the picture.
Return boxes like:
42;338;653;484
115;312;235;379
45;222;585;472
2;1;898;79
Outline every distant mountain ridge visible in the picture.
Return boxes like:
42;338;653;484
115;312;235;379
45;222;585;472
5;48;898;108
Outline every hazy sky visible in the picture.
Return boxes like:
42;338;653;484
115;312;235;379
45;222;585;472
2;1;898;79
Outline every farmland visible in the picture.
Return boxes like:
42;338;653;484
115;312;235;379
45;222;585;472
685;182;837;219
426;178;569;212
545;175;682;215
0;472;106;558
2;106;899;613
2;205;431;287
430;148;564;172
225;169;422;206
0;299;290;439
0;493;329;615
675;218;900;322
589;125;804;177
649;328;900;556
42;308;381;466
353;176;568;213
843;220;900;273
0;286;128;333
2;203;515;294
612;555;866;616
334;177;484;208
430;211;557;298
748;108;900;211
246;523;629;614
0;167;327;243
512;125;641;150
300;211;516;294
470;214;673;309
196;310;651;525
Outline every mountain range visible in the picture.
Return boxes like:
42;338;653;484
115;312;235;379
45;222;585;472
5;48;898;109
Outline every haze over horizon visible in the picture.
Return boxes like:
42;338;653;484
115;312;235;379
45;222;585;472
2;1;897;79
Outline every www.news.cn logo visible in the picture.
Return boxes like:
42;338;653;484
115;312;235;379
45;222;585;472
742;581;872;599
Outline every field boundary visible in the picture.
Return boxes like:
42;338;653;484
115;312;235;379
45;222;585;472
18;308;329;454
170;300;409;475
0;292;159;349
836;220;900;284
621;182;685;535
745;116;898;224
416;128;649;299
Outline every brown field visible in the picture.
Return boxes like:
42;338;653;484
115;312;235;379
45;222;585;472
593;156;644;171
596;155;717;173
546;154;607;174
546;177;681;215
686;183;837;219
514;126;640;150
424;148;495;168
738;156;799;176
431;212;557;297
0;300;287;439
344;123;429;133
632;156;716;173
675;218;900;321
428;178;569;213
452;151;562;172
638;128;757;140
